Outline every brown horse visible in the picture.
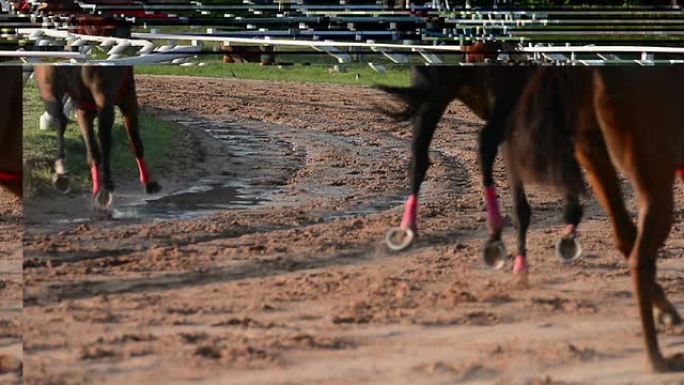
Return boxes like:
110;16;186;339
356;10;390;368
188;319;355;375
34;65;160;208
509;66;684;372
377;65;583;282
32;2;159;207
0;67;23;198
463;41;499;63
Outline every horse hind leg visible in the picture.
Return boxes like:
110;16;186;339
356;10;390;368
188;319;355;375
480;107;509;269
43;97;72;194
555;192;583;262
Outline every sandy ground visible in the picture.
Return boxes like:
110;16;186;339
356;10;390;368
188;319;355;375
0;189;22;385
22;75;684;385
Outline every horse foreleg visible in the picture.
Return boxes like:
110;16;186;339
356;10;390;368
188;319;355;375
386;100;447;251
119;92;160;194
479;108;507;268
480;120;505;236
76;108;104;200
506;168;531;283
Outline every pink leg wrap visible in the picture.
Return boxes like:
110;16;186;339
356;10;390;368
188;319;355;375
91;164;101;195
136;157;152;186
484;185;503;232
0;172;20;182
513;255;529;273
400;194;418;231
563;223;577;237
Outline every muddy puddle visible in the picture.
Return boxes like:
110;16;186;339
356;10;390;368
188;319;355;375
111;117;304;221
111;184;263;220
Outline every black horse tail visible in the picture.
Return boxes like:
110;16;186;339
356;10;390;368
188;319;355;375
373;84;430;122
507;68;586;196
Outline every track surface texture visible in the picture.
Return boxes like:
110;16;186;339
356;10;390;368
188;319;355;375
0;189;22;385
23;75;684;385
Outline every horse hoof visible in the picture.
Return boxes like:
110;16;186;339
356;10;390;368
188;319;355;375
51;173;71;194
385;227;415;251
555;236;582;262
145;181;161;194
94;189;113;209
482;240;506;270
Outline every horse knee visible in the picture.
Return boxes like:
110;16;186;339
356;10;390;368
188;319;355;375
628;253;656;279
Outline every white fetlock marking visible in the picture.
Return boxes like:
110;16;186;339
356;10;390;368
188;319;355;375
39;112;53;131
63;96;75;121
54;159;67;175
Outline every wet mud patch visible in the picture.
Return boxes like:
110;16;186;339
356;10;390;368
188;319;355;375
113;116;305;220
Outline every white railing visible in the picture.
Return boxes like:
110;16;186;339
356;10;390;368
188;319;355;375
14;28;201;64
133;32;684;56
0;50;84;59
9;29;684;65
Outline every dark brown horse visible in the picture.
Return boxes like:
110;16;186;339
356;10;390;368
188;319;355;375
34;65;160;208
0;67;23;198
509;66;684;372
377;65;583;282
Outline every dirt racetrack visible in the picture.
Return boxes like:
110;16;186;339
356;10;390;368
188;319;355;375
0;188;22;385
23;75;684;385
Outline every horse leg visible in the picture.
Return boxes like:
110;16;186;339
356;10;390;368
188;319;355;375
479;109;507;268
576;132;681;326
555;193;584;262
53;104;72;194
508;172;531;284
96;103;115;207
75;108;106;206
631;186;683;372
40;86;71;193
386;99;448;251
119;73;160;194
591;67;684;370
